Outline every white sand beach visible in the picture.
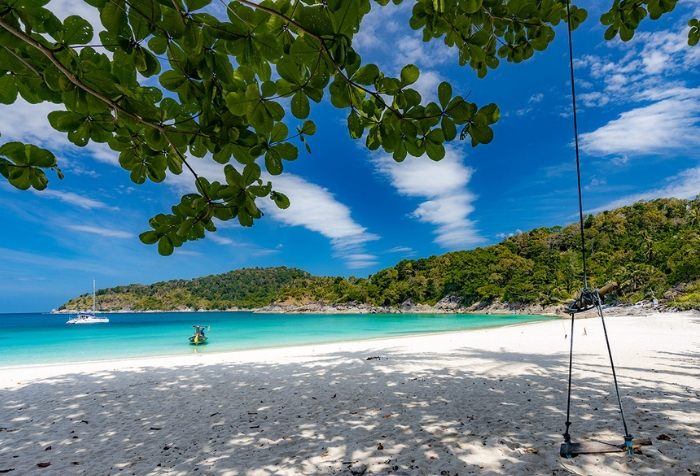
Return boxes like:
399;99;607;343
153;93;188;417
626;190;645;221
1;311;699;475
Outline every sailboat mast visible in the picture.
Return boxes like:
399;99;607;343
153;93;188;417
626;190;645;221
93;279;96;314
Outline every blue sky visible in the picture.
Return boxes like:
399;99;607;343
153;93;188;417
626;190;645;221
2;1;700;313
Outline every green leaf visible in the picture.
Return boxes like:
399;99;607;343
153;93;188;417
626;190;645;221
224;163;244;188
63;15;93;44
270;122;289;143
0;74;18;104
101;0;128;35
438;82;452;109
441;116;457;141
270;191;290;209
184;0;211;11
399;64;420;86
158;235;174;255
461;0;482;14
352;64;380;85
291;90;310;119
348;110;364;139
242;162;261;185
469;123;494;145
265;152;283;175
276;58;302;84
140;230;160;244
273;143;298;161
300;120;316;135
294;5;334;36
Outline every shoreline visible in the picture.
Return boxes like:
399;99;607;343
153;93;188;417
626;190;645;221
1;314;558;372
48;299;686;317
2;311;699;475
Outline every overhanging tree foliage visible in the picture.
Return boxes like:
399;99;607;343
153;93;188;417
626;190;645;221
0;0;690;255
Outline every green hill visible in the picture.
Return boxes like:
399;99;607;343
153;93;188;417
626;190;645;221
60;197;700;312
60;267;312;311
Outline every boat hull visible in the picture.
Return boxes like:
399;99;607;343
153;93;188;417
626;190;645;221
66;314;109;324
189;335;208;345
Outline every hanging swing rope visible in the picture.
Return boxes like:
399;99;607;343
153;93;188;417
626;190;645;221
561;0;635;459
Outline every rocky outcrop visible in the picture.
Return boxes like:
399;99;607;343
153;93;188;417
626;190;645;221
255;296;571;316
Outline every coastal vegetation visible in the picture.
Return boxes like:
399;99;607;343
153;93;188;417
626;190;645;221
60;197;700;312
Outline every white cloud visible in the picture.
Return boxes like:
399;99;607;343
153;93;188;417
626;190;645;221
577;20;700;108
259;174;380;267
529;93;544;103
64;225;133;238
374;147;471;197
373;146;483;249
386;246;412;253
580;97;700;157
584;176;607;191
34;190;118;210
166;159;380;269
591;166;700;213
208;235;235;246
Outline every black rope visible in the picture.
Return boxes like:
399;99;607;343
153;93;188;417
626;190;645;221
597;300;634;454
562;1;633;457
565;1;588;289
562;310;575;457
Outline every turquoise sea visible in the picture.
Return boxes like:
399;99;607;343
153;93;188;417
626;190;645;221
0;311;554;368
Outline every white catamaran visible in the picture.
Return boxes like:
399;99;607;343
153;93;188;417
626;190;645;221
66;280;109;324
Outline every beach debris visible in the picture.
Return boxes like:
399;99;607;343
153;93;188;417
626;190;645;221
377;443;384;450
44;446;51;451
382;414;392;418
321;453;329;458
523;447;539;454
163;444;173;450
366;356;381;360
210;412;219;417
80;420;89;424
0;469;15;473
332;394;337;398
250;425;260;429
71;462;81;466
37;462;51;468
657;434;672;441
150;427;161;430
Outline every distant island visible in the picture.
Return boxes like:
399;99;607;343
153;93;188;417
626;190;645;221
57;197;700;314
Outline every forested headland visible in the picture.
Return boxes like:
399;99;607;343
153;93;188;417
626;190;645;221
59;197;700;313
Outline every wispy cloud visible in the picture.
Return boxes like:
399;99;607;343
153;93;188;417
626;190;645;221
208;234;235;246
258;174;380;269
591;166;700;213
373;146;483;249
34;190;119;210
580;97;700;156
386;246;412;253
64;225;134;238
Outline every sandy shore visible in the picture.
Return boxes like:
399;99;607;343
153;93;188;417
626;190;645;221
1;311;699;475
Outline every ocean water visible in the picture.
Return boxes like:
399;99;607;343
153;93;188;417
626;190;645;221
0;311;554;368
